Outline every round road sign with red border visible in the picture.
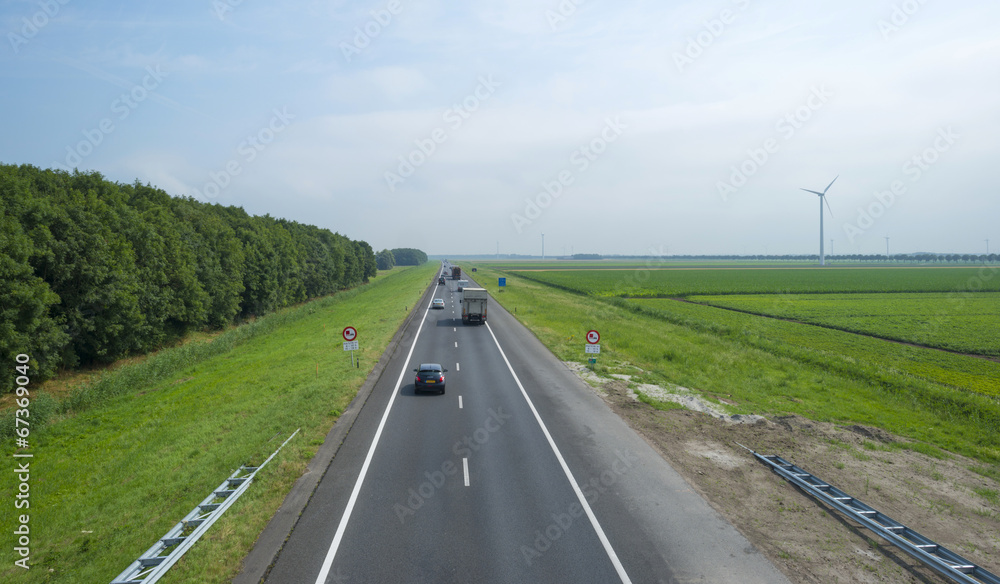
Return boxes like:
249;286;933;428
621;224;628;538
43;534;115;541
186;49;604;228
586;330;600;344
343;326;357;341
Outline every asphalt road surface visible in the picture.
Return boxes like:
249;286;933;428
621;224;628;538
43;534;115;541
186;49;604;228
261;268;791;584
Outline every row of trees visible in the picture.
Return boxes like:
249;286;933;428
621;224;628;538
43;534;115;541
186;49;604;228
741;254;1000;263
1;164;392;392
902;253;998;263
376;249;396;270
390;248;428;266
593;254;999;263
375;248;428;270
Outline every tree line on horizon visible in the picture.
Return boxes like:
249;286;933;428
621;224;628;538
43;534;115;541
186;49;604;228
644;253;1000;262
477;253;999;262
0;164;425;393
376;247;428;270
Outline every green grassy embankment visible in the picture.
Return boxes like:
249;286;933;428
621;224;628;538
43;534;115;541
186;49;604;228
0;263;436;583
468;263;1000;465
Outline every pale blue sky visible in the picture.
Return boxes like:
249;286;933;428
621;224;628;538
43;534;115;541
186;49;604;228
3;0;998;256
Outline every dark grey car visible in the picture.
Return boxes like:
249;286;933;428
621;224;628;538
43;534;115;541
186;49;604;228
413;363;447;394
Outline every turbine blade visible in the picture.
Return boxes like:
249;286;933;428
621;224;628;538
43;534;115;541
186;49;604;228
824;194;834;218
822;175;839;194
800;188;824;196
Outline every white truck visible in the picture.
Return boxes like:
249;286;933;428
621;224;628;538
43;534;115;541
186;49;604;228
461;288;488;325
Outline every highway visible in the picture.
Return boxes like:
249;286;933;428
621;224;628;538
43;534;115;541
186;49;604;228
259;267;792;584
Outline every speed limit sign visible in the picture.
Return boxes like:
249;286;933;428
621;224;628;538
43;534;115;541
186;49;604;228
343;326;357;341
586;330;600;344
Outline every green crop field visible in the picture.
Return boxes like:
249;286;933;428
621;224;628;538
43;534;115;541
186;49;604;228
628;298;1000;397
480;260;823;270
489;262;1000;392
466;261;1000;466
687;292;1000;357
508;265;1000;297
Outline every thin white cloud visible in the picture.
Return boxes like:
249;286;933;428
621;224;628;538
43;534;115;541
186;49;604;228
1;0;997;255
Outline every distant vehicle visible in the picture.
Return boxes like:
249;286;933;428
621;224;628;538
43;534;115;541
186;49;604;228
413;363;446;394
451;266;461;280
456;279;469;292
432;298;445;309
462;288;488;325
438;277;445;285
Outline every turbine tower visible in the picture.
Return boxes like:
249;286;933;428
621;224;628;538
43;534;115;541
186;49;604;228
800;176;838;266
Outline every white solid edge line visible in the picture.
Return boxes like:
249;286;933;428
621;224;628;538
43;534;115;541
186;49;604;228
485;321;633;584
463;457;470;486
313;291;435;584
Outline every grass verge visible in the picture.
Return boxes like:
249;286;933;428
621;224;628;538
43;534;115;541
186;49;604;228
0;263;436;583
468;264;1000;464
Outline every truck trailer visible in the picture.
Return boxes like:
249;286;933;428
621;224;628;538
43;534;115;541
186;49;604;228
461;288;488;324
451;266;462;279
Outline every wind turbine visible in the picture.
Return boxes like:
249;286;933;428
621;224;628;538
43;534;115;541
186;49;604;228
800;176;838;266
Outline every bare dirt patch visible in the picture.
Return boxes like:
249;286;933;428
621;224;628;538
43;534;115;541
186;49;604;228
594;377;1000;584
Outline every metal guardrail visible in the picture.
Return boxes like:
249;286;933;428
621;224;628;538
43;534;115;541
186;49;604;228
111;429;300;584
739;443;1000;584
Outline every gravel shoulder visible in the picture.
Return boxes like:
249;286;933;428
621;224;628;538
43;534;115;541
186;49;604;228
571;366;1000;584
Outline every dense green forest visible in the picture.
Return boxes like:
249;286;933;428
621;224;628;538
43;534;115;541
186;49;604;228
375;247;429;270
390;248;428;266
0;164;417;393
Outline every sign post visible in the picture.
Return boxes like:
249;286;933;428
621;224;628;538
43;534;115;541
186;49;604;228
343;326;358;367
585;329;600;365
